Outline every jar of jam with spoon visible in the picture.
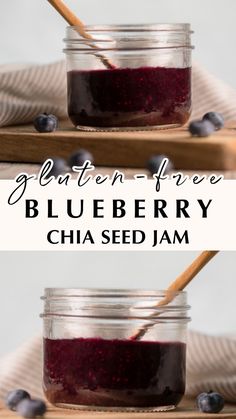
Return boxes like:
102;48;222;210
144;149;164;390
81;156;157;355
41;288;190;411
63;24;193;131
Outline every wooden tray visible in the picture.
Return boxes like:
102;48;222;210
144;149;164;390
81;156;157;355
0;121;236;170
0;399;236;419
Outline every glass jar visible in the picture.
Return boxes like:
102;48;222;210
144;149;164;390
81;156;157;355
41;288;191;411
63;24;193;131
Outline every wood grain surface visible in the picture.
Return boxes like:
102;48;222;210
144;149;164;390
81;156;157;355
0;399;236;419
0;121;236;170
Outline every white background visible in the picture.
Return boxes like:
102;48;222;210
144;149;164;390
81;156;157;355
0;251;235;356
2;179;234;251
0;0;236;88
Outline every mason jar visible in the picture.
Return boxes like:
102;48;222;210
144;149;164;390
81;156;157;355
63;24;194;131
41;288;191;411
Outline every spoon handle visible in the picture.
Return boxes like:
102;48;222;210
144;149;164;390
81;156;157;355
47;0;114;68
130;251;219;341
167;250;219;293
47;0;82;25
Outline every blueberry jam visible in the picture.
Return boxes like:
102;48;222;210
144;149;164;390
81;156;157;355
67;66;191;129
43;337;186;408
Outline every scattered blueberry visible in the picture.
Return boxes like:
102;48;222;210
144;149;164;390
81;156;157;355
203;112;224;131
33;113;58;133
45;157;67;178
17;399;47;418
6;389;30;411
147;154;174;175
197;391;224;414
189;120;215;137
68;149;94;168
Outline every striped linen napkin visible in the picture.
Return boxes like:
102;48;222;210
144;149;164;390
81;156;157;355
0;61;236;128
0;331;236;402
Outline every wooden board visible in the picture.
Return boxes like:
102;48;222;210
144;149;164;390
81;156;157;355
0;121;236;170
0;399;236;419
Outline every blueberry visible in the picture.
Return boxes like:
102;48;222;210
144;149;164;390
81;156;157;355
189;120;215;137
203;112;224;130
147;154;174;175
6;389;30;411
197;391;224;413
17;399;47;418
45;157;66;178
68;149;94;168
33;113;58;133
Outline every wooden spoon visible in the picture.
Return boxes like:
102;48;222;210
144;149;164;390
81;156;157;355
130;250;219;340
47;0;115;69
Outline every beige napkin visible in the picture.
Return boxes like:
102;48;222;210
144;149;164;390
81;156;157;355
0;331;236;403
0;61;66;128
0;61;236;128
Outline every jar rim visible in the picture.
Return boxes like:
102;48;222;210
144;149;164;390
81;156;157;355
68;23;193;33
41;288;190;321
42;288;188;299
64;24;194;51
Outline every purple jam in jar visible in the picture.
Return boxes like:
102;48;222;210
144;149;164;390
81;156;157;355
43;337;186;408
67;66;191;129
